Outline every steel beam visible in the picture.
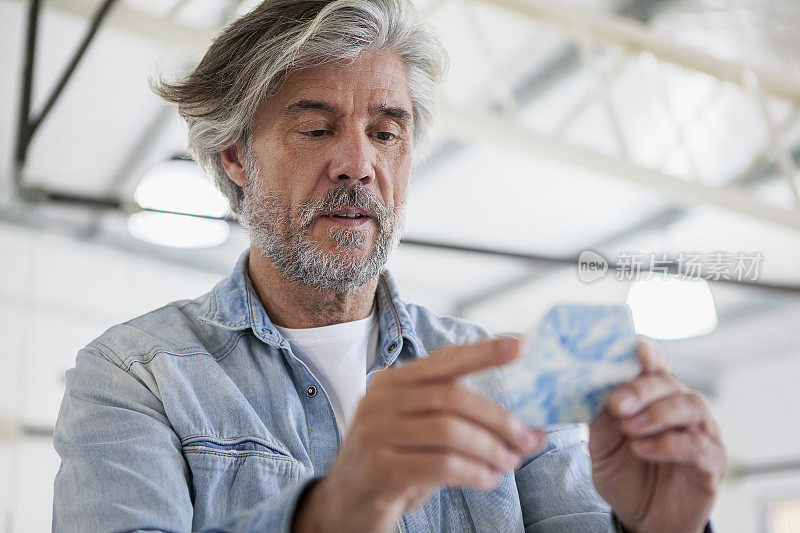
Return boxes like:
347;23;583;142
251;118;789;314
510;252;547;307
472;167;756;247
400;237;800;295
728;458;800;480
81;106;176;239
437;103;800;232
8;0;209;54
14;0;119;192
472;0;800;104
4;193;799;295
0;206;236;275
26;0;119;145
18;185;235;222
453;139;800;316
415;0;677;182
74;0;246;240
14;0;41;188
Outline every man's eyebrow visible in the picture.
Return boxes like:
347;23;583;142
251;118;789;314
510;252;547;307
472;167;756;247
282;100;411;123
282;99;342;116
372;104;411;123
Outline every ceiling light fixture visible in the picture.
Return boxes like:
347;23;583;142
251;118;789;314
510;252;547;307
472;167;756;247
128;157;230;249
626;275;718;340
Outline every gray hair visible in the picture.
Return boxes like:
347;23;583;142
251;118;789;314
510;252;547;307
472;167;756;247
153;0;448;218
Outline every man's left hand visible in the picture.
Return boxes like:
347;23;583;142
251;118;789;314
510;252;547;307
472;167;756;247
588;339;726;533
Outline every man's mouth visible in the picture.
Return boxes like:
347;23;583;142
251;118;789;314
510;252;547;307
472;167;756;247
321;207;373;227
324;208;371;219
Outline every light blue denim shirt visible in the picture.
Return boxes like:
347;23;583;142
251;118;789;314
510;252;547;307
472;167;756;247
53;250;613;532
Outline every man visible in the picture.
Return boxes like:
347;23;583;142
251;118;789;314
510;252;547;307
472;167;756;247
53;0;726;531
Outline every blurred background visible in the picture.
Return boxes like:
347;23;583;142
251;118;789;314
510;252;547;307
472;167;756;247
1;0;800;530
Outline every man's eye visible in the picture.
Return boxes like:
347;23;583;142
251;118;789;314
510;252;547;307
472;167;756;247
374;131;396;142
304;130;329;137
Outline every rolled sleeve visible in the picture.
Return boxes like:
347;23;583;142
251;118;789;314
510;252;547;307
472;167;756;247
514;424;613;533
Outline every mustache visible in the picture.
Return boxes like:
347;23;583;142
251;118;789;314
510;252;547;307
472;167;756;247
299;184;390;229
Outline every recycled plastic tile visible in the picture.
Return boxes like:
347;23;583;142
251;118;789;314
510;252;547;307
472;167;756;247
501;305;639;427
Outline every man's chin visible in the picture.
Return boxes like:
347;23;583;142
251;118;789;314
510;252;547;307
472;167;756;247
315;232;375;255
301;252;383;292
320;247;372;266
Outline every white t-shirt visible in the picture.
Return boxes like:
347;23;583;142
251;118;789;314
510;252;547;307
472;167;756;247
275;308;381;437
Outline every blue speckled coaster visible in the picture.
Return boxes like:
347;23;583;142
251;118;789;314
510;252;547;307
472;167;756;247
501;305;639;427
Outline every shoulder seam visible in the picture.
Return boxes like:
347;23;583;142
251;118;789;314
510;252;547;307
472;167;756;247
88;339;222;373
81;343;163;403
88;339;124;367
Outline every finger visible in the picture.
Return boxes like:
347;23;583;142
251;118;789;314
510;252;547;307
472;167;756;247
607;373;687;417
389;449;505;492
620;391;713;438
388;415;528;472
396;382;543;454
588;407;627;465
630;429;726;481
637;337;670;374
397;337;522;384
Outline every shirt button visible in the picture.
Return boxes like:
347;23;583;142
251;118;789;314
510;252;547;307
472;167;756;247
388;342;398;353
306;385;317;398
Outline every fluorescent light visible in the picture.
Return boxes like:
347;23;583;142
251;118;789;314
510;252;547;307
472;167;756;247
128;212;230;249
626;275;717;340
129;158;231;248
134;159;229;217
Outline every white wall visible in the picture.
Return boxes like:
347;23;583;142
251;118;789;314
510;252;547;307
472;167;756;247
711;353;800;532
0;221;223;531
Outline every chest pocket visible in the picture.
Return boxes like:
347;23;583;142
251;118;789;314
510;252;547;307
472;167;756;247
182;435;307;527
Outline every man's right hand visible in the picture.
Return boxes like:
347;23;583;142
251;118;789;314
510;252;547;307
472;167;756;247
293;337;545;533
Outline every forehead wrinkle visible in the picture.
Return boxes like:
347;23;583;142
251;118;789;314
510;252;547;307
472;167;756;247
265;51;413;127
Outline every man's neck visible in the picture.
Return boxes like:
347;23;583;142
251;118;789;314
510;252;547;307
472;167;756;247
246;246;378;329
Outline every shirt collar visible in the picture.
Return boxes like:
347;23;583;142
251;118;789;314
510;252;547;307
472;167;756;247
200;249;425;360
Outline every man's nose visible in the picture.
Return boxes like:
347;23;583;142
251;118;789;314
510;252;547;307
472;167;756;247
327;131;375;184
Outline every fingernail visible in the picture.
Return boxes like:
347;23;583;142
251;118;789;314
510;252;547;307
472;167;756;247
617;392;637;415
498;336;518;356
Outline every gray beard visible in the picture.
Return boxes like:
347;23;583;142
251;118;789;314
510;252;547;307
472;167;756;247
237;156;405;294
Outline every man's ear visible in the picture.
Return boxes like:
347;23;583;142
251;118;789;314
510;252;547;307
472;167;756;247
219;140;246;188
